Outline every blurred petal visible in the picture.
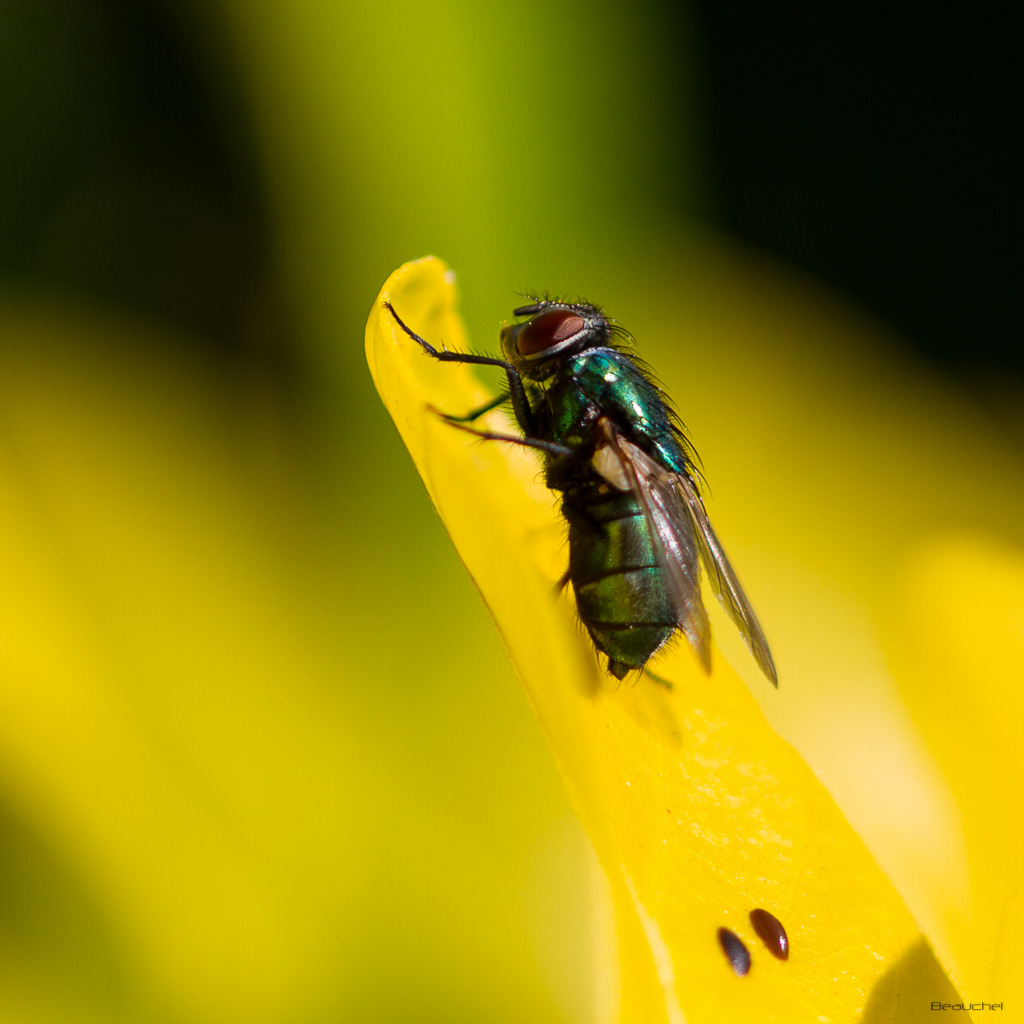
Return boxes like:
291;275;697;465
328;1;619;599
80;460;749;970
367;257;959;1022
0;300;371;1021
891;536;1024;1004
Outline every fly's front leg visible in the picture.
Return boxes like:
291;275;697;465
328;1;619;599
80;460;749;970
385;302;537;435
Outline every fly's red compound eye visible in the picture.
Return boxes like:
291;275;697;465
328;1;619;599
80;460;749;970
517;308;586;356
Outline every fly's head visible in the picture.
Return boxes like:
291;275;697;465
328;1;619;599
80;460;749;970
500;299;612;381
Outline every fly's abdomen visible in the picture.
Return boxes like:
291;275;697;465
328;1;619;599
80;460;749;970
565;491;675;677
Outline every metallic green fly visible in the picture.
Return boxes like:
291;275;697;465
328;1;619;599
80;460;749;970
386;298;777;686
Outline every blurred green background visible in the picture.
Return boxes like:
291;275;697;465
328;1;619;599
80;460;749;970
1;1;1020;1021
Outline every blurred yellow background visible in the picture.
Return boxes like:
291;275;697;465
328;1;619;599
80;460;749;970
1;1;1021;1021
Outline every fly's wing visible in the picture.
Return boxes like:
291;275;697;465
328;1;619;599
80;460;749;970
598;419;777;686
597;419;711;672
672;470;778;686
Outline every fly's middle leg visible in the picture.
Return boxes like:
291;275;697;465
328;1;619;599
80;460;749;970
432;413;573;459
437;393;509;423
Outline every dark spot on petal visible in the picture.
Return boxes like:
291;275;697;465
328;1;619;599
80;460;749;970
717;927;751;976
749;908;789;960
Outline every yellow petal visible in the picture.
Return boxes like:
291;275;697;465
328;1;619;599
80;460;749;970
367;257;959;1022
0;301;371;1021
891;536;1024;1006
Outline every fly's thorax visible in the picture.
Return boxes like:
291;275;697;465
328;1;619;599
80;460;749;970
561;349;693;478
538;370;599;451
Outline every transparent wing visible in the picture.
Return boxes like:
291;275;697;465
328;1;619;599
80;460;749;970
598;419;777;686
596;419;711;672
670;465;778;686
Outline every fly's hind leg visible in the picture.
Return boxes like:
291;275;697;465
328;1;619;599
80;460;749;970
642;666;674;691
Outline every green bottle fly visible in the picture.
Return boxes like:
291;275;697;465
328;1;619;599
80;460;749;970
386;298;777;686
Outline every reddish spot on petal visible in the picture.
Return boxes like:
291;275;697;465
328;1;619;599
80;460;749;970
749;908;789;961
